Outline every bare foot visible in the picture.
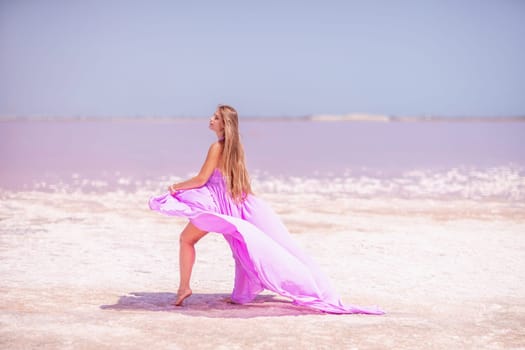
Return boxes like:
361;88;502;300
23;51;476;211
174;288;192;306
223;297;239;304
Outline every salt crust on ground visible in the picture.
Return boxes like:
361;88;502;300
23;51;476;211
1;190;524;349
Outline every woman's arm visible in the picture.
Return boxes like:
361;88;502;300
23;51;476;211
168;142;222;193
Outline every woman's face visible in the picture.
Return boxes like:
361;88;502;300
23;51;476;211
209;109;224;134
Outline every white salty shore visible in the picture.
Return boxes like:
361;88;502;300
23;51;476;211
1;189;524;349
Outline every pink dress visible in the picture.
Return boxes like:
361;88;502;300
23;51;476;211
149;168;384;315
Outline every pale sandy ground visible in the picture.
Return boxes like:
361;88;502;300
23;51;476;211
1;189;524;349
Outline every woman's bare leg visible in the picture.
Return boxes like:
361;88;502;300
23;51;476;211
174;222;208;306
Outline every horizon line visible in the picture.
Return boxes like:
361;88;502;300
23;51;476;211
1;113;525;123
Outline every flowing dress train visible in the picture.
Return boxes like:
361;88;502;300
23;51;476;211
148;168;384;315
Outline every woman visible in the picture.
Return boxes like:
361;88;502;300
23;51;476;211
148;105;384;315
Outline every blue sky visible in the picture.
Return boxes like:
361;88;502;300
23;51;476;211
1;0;524;117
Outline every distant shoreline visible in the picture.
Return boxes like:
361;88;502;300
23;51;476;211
1;114;524;123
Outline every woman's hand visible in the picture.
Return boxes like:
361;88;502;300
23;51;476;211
168;184;178;195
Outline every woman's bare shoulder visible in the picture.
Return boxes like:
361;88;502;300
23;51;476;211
209;141;224;151
205;141;224;159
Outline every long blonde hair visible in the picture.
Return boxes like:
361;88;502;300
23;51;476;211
218;105;252;202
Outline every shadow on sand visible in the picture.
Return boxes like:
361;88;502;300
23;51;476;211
100;291;324;318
